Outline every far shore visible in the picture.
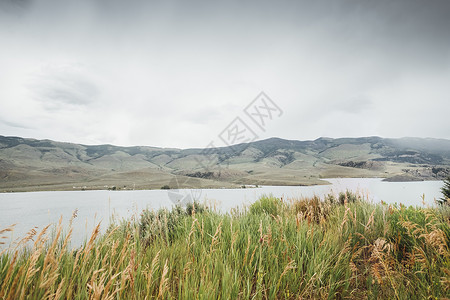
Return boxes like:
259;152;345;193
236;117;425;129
0;175;444;193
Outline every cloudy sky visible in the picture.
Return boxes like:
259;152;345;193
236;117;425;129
1;0;449;148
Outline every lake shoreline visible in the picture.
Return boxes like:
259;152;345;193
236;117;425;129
0;178;444;251
2;175;446;193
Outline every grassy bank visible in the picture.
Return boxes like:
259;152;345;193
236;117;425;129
1;193;449;299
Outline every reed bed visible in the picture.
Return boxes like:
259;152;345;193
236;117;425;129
1;192;449;299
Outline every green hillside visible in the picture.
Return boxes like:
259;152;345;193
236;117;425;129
0;135;449;191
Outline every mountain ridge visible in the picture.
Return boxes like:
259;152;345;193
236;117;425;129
0;135;449;192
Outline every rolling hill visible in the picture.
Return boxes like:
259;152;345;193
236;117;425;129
0;135;449;192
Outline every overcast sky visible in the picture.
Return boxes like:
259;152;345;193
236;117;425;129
1;0;449;148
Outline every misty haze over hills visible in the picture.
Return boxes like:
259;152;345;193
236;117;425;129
1;135;449;192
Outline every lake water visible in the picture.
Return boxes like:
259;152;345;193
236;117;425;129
0;178;444;249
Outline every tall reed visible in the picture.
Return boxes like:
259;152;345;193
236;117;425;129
0;192;449;299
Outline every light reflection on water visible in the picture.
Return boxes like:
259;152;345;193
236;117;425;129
0;178;444;249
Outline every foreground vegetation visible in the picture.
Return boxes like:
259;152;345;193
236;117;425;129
1;192;449;299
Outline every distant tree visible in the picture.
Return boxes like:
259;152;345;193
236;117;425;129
161;185;170;190
438;177;450;205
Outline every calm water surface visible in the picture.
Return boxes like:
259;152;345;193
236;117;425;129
0;178;444;248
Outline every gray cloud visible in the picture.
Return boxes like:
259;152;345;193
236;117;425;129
29;64;99;110
0;0;449;147
0;118;32;130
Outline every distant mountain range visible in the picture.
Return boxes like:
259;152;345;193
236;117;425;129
0;135;449;192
